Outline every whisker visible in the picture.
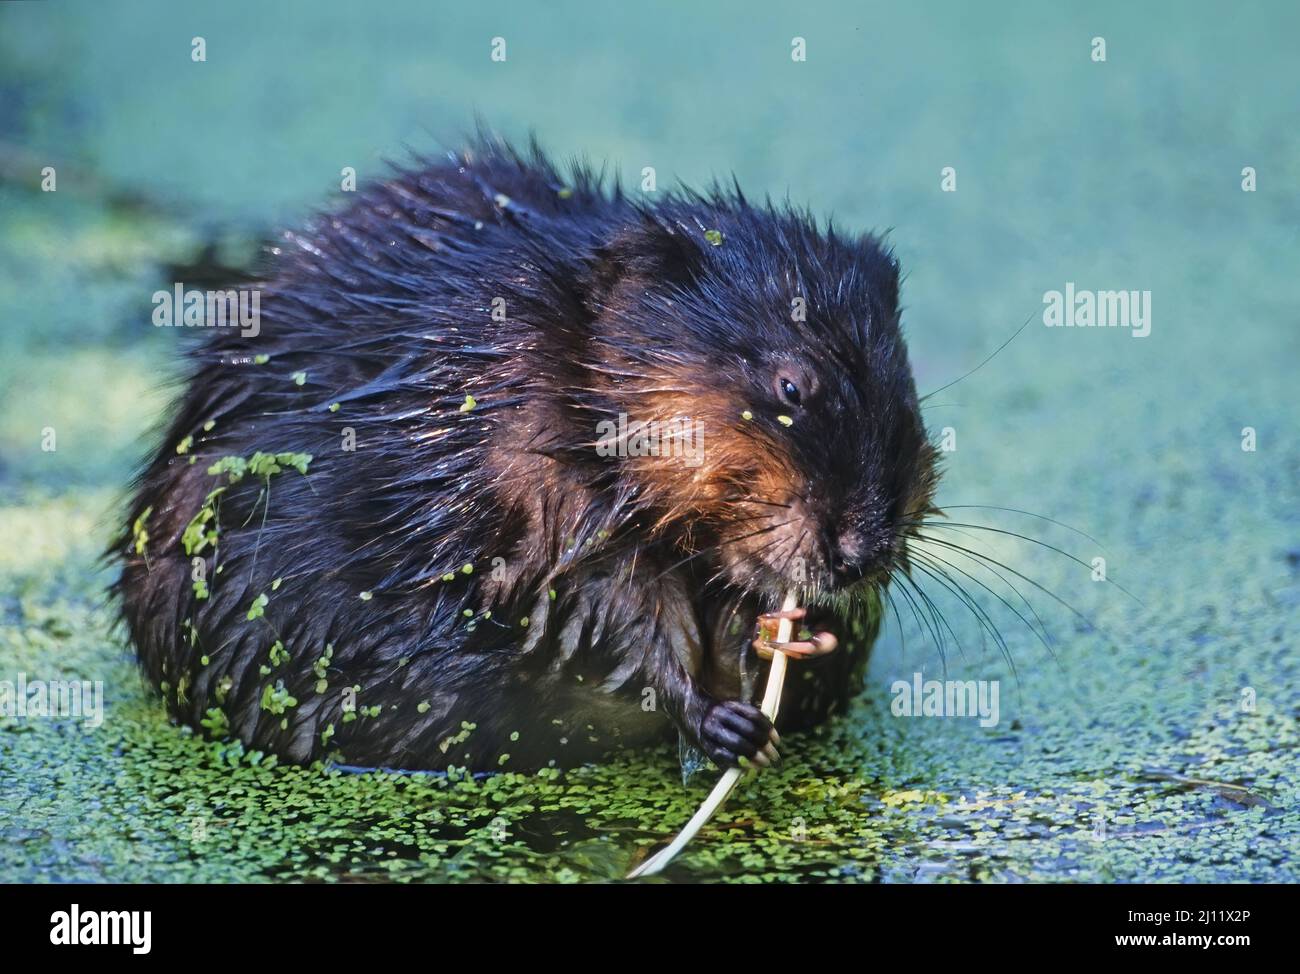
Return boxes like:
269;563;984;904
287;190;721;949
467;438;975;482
882;584;907;660
928;505;1107;550
651;517;798;584
917;533;1116;646
911;549;1040;678
777;527;809;593
910;557;1019;682
911;540;1056;659
704;533;787;590
885;569;926;648
919;520;1142;605
738;498;793;511
920;312;1034;401
889;572;941;664
895;570;957;666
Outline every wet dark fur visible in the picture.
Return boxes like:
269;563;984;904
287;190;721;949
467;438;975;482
113;135;938;772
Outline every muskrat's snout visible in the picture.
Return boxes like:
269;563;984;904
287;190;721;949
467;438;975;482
722;488;899;597
803;509;901;592
727;406;937;597
827;524;892;587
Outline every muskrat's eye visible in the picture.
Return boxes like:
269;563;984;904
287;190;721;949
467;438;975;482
779;377;801;406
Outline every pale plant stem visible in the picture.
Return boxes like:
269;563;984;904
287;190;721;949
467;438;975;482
626;589;798;879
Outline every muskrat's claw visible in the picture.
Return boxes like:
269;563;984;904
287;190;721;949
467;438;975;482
700;700;780;770
753;608;838;660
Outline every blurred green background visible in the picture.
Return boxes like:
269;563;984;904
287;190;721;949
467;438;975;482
1;0;1296;882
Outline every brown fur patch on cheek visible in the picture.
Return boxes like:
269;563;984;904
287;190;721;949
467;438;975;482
723;460;810;569
619;389;735;533
609;384;767;523
607;378;820;590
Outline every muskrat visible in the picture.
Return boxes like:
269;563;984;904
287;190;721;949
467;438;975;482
114;135;940;773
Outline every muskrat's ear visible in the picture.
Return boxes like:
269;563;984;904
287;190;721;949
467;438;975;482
588;216;705;299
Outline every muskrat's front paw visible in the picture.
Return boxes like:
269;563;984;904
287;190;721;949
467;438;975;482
753;607;838;660
700;700;780;769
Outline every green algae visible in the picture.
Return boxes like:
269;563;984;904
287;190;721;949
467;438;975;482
130;506;152;557
246;593;269;621
1;490;1296;883
2;224;1298;885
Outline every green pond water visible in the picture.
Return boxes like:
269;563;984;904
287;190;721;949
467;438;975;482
1;0;1297;882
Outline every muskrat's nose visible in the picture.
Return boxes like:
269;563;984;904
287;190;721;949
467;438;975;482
830;530;872;583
